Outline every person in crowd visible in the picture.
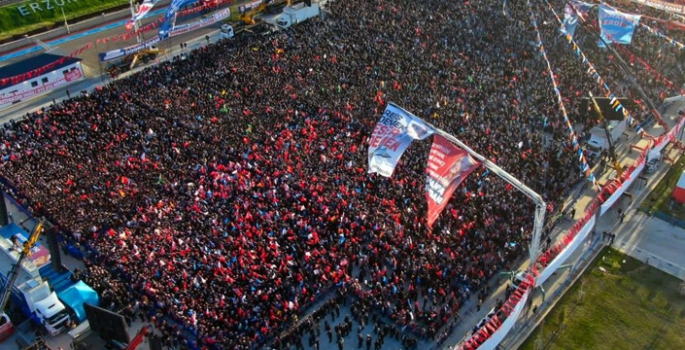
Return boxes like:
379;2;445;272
0;0;678;348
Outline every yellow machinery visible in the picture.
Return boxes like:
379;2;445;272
106;47;162;77
0;219;45;313
238;3;267;25
589;92;623;179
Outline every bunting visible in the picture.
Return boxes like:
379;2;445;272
640;22;685;50
547;0;646;135
528;1;596;185
0;42;93;86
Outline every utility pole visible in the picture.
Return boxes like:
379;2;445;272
61;6;70;34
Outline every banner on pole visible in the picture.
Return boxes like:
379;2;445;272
425;135;480;228
598;4;642;47
126;0;160;30
159;0;201;39
368;103;434;177
569;0;594;17
561;4;579;37
99;8;229;62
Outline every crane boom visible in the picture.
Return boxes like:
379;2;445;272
589;92;623;179
0;219;45;313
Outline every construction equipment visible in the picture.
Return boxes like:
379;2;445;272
238;3;268;25
106;47;161;77
589;92;623;179
0;220;44;314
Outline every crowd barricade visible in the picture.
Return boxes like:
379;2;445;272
459;116;685;349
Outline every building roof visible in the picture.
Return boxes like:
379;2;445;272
0;53;81;89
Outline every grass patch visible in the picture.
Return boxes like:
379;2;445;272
640;153;685;220
521;247;685;350
0;0;129;41
0;0;251;42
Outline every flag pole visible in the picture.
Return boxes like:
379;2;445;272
130;0;141;43
388;102;547;268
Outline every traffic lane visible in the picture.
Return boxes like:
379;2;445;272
2;11;225;74
79;24;223;74
0;27;225;124
66;14;225;73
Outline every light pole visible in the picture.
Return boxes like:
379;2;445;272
61;6;70;34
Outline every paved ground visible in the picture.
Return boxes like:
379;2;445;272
614;212;685;280
1;3;684;350
504;101;685;349
1;193;158;350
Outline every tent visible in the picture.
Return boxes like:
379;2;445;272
57;281;100;323
673;171;685;203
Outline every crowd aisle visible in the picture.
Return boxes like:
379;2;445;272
0;0;681;349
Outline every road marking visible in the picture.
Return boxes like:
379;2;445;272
0;8;168;63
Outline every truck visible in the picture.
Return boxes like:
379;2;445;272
275;2;320;29
17;280;70;336
0;221;97;342
220;24;235;39
585;118;628;158
0;222;72;339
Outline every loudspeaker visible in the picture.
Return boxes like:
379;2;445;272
580;97;633;121
46;227;64;273
0;192;9;227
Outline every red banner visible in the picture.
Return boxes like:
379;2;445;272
425;135;480;228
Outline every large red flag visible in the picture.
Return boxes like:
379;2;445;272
425;134;480;227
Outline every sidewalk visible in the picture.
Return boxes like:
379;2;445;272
502;110;685;349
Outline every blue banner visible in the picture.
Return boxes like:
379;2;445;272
158;0;201;39
561;4;578;38
570;0;594;17
598;4;642;47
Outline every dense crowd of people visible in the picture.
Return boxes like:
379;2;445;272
0;0;681;348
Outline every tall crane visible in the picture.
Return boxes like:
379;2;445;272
589;92;623;179
0;219;45;313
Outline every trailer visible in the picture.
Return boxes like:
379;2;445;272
276;2;320;28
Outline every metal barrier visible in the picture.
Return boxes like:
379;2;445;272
651;210;685;231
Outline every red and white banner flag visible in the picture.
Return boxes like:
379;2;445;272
425;135;480;227
126;0;160;30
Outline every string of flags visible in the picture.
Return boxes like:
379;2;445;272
1;2;234;87
528;0;597;186
0;42;93;86
546;0;646;135
576;1;672;132
640;22;685;50
610;37;675;88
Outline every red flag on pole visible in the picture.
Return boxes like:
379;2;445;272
425;134;480;227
